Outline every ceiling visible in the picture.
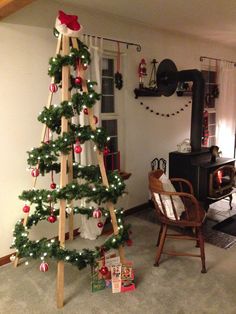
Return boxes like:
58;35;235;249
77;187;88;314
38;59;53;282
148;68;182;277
55;0;236;48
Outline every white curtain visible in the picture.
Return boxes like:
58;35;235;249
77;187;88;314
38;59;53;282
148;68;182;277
77;36;106;240
216;61;236;158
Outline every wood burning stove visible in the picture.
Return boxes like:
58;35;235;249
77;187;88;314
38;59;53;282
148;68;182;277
169;150;235;209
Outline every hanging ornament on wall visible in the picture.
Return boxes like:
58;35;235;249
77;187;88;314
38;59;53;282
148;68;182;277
148;59;158;88
138;58;147;88
139;100;192;117
114;42;123;90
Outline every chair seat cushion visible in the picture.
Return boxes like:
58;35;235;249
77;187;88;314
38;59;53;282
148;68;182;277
154;173;185;220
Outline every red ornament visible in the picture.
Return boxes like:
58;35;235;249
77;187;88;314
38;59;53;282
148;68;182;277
22;205;30;213
47;215;57;223
39;261;49;272
75;76;82;85
50;182;56;189
126;239;133;247
103;147;110;156
31;168;40;177
74;144;82;154
49;83;58;93
100;265;108;276
93;208;102;219
93;115;98;124
97;221;104;228
83;108;88;115
58;10;81;31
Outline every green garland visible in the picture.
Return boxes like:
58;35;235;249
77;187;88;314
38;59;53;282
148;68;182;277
48;42;91;84
12;215;130;270
19;175;125;205
12;36;131;271
27;126;109;173
38;83;100;134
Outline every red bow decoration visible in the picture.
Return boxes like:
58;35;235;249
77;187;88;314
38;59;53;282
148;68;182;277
58;10;81;31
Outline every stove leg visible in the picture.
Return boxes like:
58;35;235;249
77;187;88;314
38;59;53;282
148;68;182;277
229;194;233;210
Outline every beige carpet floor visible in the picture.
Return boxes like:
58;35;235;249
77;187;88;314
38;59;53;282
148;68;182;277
1;214;236;314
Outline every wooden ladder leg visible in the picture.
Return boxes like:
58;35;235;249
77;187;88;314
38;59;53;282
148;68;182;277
197;227;207;273
57;34;70;309
68;149;74;241
154;224;167;267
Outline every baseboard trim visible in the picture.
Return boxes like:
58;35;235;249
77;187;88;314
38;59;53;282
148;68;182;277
1;203;148;267
124;202;149;216
0;253;13;267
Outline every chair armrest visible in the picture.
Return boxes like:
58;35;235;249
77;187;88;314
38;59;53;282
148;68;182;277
170;177;194;195
152;189;204;224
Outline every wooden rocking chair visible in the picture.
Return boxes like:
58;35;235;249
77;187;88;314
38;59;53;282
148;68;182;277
149;169;207;273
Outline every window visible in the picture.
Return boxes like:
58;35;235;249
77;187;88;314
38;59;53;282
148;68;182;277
201;62;218;147
101;56;121;171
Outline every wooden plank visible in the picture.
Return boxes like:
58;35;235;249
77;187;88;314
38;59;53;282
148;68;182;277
57;34;70;309
57;261;65;309
0;0;35;20
68;149;74;240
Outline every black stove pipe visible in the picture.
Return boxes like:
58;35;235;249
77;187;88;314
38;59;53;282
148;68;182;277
165;69;205;152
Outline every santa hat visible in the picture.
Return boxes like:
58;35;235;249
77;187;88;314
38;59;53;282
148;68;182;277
55;10;83;38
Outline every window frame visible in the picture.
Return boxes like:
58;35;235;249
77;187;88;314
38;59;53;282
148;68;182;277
100;54;124;171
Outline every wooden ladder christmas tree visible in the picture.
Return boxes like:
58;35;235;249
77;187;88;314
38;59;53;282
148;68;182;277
12;11;130;308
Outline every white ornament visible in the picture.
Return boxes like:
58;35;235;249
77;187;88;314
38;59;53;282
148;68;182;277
66;207;72;214
10;255;16;262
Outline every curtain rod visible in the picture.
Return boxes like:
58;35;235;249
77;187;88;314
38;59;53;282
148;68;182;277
200;56;236;66
83;33;141;52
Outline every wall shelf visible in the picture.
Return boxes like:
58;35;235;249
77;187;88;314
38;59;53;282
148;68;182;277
176;91;192;97
134;87;162;98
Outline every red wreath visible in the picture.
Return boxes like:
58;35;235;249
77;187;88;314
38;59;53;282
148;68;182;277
58;10;81;31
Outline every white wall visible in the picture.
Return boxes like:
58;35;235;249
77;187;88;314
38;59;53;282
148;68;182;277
1;0;236;257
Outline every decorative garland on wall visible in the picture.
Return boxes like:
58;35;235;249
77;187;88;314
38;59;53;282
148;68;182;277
139;99;192;117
